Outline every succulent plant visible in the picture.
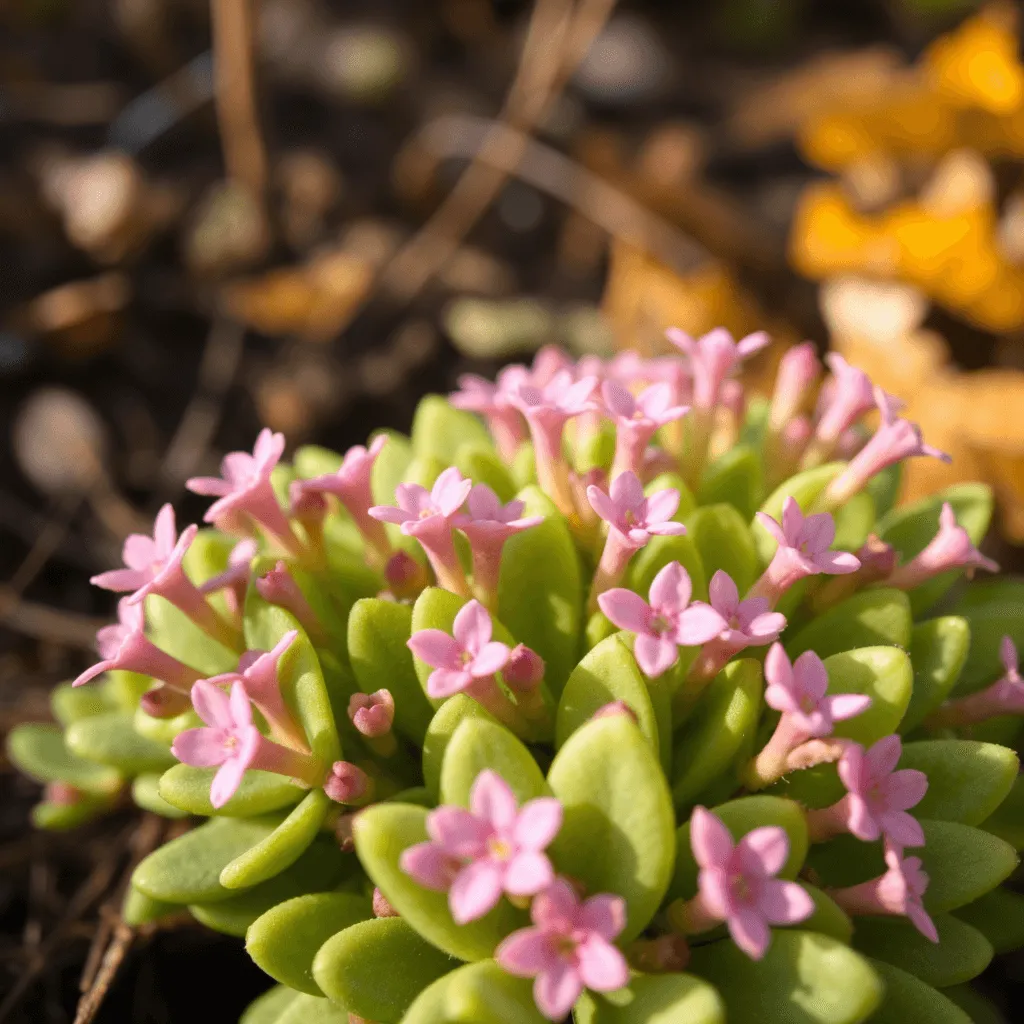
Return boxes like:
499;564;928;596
8;330;1024;1024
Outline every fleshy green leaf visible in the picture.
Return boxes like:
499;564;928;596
371;430;414;505
919;820;1018;912
349;598;434;743
627;535;707;604
878;484;994;615
646;472;697;522
798;883;853;944
556;635;661;761
159;763;306;817
672;658;762;807
50;682;116;726
244;599;341;765
65;711;176;774
455;444;517;504
832;491;875;552
247;891;372;995
32;795;114;830
313;917;457;1019
899;740;1018;825
6;723;121;795
668;795;809;901
146;594;237;676
698;444;763;521
852;914;992;987
820;646;913;744
239;985;298;1024
547;715;675;941
191;837;345;937
121;886;179;927
785;589;912;661
578;972;725;1024
953;887;1024;954
865;461;902;518
422;694;499;800
220;788;331;889
440;717;548;808
354;802;525;960
937;986;1005;1024
687;930;882;1024
685;504;758;595
980;774;1024;849
274;993;348;1024
293;444;342;478
900;618;971;733
132;817;284;904
412;394;493;463
950;579;1024;695
754;463;846;565
401;960;544;1024
131;773;188;818
133;705;197;747
867;961;971;1024
498;486;582;695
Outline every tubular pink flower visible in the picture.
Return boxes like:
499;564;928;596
369;468;473;596
887;502;999;590
598;562;727;678
203;631;307;749
324;760;375;806
454;484;543;602
928;636;1024;726
666;327;770;410
450;368;530;461
91;504;241;651
806;735;928;849
672;807;813;961
824;390;951;507
827;845;938;942
299;435;391;561
686;570;788;684
748;645;871;786
812;354;876;448
171;679;322;808
255;561;327;645
587;473;686;608
600;379;689;479
401;771;563;925
74;598;203;691
187;429;302;553
750;498;860;607
407;600;511;701
199;538;258;618
496;878;629;1020
768;343;821;432
508;370;599;516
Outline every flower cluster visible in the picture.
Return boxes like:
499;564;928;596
8;329;1021;1024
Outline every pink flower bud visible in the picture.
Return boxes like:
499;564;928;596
593;700;637;723
504;644;545;692
347;690;395;738
384;550;430;600
372;888;399;918
325;761;374;806
140;685;191;719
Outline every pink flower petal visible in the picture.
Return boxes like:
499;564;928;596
171;727;227;768
586;485;619;525
90;567;148;592
801;513;836;554
846;794;881;841
827;693;873;722
432;467;473;517
367;504;412;524
186;475;231;497
1001;635;1019;675
881;810;925;848
674;604;730;646
755;511;787;547
907;902;940;943
535;963;584;1021
867;735;903;778
598;589;652;635
502;851;554;896
649;561;692;614
470;770;519;830
690;806;734;868
513;798;563;851
497;928;557;976
210;752;249;808
634;633;679;678
470;641;512;678
757;878;815;925
407;630;464;670
228;681;253;729
578;894;627;941
837;743;868;793
576;936;629;992
427;806;491;857
744;610;787;642
190;679;233;729
531;879;580;931
708;569;739;615
152;504;178;557
426;668;473;698
123;533;158;571
449;859;504;923
816;550;861;575
400;841;458;891
453;600;493;652
728;906;772;960
780;497;803;542
610;471;645;509
738;826;789;877
644;488;681;526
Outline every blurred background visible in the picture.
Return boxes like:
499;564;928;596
3;0;1024;1020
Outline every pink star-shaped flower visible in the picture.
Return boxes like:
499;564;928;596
91;504;197;603
401;770;563;924
406;600;511;699
888;502;999;590
764;644;872;740
587;472;686;548
496;878;629;1021
702;570;787;649
835;735;928;848
598;562;726;677
686;806;814;960
600;379;689;478
666;327;769;409
814;353;876;444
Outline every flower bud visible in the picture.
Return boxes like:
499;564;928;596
503;644;545;692
372;887;399;918
384;550;430;601
324;761;375;806
348;689;395;738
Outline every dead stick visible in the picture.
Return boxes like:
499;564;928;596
210;0;267;202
